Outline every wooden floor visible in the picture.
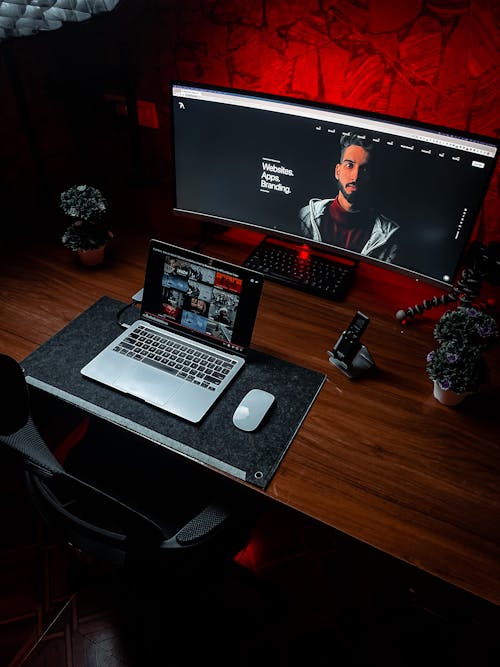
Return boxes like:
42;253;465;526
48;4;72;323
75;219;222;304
1;188;499;666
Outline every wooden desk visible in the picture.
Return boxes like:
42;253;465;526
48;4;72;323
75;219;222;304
7;225;499;607
195;228;500;607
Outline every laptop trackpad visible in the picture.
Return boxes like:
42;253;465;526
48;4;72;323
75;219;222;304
115;367;181;407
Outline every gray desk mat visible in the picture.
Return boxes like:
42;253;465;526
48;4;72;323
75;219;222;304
22;297;326;489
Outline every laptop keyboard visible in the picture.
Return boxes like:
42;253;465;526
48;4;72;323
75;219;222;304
113;324;237;391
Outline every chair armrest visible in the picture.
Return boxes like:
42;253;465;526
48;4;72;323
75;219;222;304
173;502;235;546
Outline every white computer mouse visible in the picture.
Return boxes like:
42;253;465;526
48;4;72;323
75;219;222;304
232;389;275;432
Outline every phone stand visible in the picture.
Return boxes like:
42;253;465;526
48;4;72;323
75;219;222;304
327;345;375;379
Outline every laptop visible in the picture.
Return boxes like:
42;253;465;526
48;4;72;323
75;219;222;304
81;239;264;423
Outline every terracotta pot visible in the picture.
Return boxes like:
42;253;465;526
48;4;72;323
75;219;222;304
432;380;473;406
78;246;105;266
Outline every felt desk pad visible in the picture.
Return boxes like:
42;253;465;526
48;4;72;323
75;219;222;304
22;297;326;489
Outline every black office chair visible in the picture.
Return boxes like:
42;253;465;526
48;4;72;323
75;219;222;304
0;353;255;571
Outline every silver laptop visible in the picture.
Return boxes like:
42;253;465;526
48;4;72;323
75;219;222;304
81;239;264;423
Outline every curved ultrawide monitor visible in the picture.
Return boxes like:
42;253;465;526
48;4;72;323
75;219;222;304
171;81;498;290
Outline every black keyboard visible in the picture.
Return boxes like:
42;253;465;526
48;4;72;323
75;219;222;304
244;239;356;300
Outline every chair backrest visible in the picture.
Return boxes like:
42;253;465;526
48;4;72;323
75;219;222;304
1;353;30;435
0;354;253;567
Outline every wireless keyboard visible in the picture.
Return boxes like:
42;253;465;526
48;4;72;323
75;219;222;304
244;239;356;301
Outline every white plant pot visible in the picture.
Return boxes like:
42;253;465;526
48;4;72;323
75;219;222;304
433;380;471;406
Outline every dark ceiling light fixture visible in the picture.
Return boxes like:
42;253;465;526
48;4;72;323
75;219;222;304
0;0;121;43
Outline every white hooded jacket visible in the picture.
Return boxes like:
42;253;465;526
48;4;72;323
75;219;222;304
298;198;399;263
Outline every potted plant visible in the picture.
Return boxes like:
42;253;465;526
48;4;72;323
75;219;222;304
60;185;113;265
426;306;498;405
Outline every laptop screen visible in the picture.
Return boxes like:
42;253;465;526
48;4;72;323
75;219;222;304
140;240;263;355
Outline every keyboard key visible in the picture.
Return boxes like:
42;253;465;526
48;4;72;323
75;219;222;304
244;239;354;300
113;327;235;391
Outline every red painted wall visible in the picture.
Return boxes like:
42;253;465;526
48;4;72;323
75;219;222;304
164;0;498;242
0;0;496;248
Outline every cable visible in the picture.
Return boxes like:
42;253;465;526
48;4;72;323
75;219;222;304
116;301;136;329
116;289;143;329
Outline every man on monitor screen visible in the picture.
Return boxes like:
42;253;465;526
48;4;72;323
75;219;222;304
298;133;399;262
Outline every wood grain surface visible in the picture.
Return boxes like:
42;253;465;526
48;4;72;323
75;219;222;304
2;215;499;606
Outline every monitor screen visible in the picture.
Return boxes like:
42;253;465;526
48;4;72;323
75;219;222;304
171;81;498;290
